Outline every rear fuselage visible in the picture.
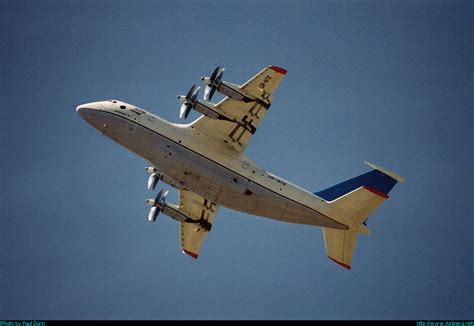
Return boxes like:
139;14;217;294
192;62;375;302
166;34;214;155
77;100;347;230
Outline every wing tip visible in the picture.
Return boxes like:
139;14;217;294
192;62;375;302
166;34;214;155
182;249;199;259
270;65;287;75
328;256;351;270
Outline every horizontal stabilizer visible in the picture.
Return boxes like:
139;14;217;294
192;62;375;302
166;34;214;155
323;227;357;270
364;161;406;183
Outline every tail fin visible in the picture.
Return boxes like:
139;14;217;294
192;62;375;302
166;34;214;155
315;162;405;269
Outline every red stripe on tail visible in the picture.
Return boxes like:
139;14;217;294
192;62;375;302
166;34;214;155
363;186;389;199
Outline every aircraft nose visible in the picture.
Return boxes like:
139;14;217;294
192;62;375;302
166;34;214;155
76;102;100;116
76;104;96;121
76;106;86;120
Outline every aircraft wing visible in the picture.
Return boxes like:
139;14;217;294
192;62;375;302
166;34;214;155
179;190;218;258
190;66;287;153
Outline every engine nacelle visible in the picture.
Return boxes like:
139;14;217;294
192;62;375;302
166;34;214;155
160;204;188;223
213;81;271;107
192;99;237;122
177;86;238;122
192;100;221;120
216;81;247;102
160;204;212;230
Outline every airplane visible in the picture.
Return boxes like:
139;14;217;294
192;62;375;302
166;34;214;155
76;65;405;269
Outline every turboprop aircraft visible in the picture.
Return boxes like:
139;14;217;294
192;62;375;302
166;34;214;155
76;65;405;269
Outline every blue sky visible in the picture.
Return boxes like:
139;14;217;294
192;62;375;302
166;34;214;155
1;0;472;320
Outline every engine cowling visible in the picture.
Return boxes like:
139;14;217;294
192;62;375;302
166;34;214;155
214;81;246;101
177;86;235;121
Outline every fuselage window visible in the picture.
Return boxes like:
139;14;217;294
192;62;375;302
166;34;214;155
120;105;126;109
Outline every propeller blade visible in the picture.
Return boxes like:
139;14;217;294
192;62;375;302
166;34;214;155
208;87;217;101
191;85;200;100
204;85;212;101
179;103;190;119
148;206;160;222
216;67;225;82
147;189;169;222
147;173;159;190
210;66;220;80
159;190;169;207
185;85;195;98
155;189;165;204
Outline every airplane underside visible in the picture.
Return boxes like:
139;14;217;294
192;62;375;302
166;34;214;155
85;109;344;229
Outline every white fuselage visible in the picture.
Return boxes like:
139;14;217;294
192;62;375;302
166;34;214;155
77;100;347;230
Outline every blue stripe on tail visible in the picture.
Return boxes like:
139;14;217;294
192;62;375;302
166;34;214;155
314;170;397;201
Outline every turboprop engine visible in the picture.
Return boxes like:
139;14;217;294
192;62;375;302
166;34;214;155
201;66;271;107
177;85;234;121
146;188;189;224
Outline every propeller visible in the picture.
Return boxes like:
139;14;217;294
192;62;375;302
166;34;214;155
148;206;159;223
147;189;169;222
177;85;200;119
201;66;225;101
147;172;160;191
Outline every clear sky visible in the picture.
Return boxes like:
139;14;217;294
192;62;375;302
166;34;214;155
1;0;472;320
